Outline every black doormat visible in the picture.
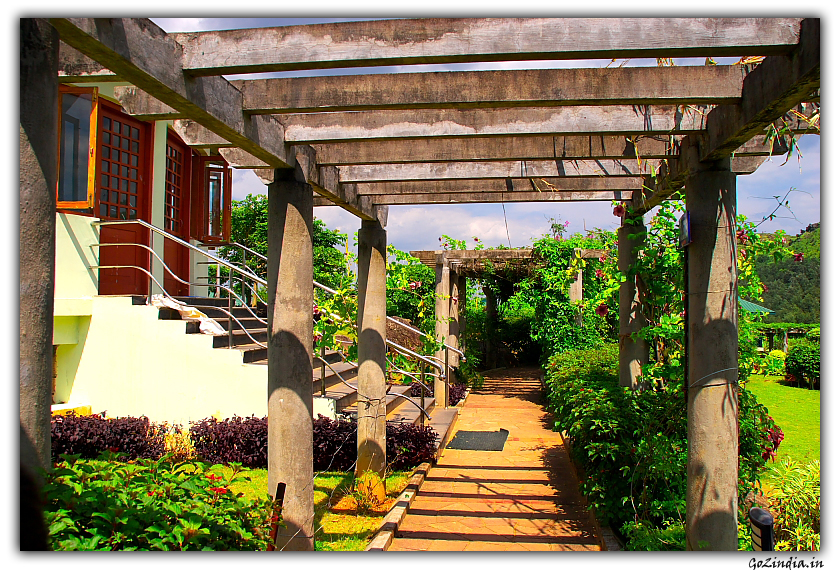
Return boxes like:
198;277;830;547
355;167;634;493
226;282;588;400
446;429;509;451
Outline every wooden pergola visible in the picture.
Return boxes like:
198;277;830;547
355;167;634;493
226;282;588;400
21;17;819;551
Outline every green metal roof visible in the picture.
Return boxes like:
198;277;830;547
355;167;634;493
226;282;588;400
739;297;776;315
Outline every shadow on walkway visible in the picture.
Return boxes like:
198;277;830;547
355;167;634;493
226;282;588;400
388;367;602;552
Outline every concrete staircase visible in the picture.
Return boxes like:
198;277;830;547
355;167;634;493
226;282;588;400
151;295;454;434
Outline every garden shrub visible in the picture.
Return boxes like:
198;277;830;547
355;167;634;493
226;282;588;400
762;350;787;376
385;421;438;471
190;416;268;469
448;383;468;405
51;413;166;461
190;414;437;472
785;341;820;389
43;454;276;550
766;458;820;551
806;327;820;342
313;415;357;472
543;345;780;548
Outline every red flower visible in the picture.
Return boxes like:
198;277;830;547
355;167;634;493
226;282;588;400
613;205;626;218
762;283;768;293
793;253;804;262
595;269;605;279
207;473;223;482
596;304;609;317
108;447;120;453
736;229;747;244
209;487;228;494
474;237;479;242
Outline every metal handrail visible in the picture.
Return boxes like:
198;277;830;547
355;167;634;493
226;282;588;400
93;220;268;287
90;262;268;350
93;241;267;326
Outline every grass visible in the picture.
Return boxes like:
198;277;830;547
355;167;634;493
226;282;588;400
745;374;820;467
209;464;410;551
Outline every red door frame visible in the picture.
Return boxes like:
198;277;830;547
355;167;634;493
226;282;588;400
97;99;154;295
163;131;194;297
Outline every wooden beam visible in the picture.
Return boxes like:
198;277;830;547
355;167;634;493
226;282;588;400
703;18;820;162
353;177;639;195
314;190;634;206
174;18;802;76
293;145;385;223
234;65;746;114
312;134;789;165
637;19;820;214
279;105;712;143
49;18;294;168
338;159;650;183
58;42;119;82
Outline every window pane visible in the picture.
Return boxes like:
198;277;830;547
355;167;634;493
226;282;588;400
101;174;109;188
109;205;117;218
131;154;138;167
100;204;107;217
122;138;129;150
119;207;127;219
110;191;118;203
130;181;137;194
128;209;137;220
129;195;136;207
57;92;92;203
119;193;127;205
131;141;139;153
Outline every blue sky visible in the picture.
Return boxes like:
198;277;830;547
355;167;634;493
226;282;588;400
151;17;822;252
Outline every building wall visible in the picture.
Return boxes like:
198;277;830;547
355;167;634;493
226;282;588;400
63;296;268;424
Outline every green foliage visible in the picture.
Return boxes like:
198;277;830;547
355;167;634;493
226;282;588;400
762;350;787;376
43;454;276;550
785;341;820;389
544;346;780;548
522;230;616;361
766;458;821;551
221;194;351;297
621;520;686;551
755;225;820;324
385;247;436;334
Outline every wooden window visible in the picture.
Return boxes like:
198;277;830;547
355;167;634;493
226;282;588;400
191;156;232;244
96;104;149;221
164;135;191;236
56;86;97;209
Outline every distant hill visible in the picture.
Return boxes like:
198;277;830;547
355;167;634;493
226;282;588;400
753;223;820;324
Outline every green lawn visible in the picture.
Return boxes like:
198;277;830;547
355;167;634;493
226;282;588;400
745;374;820;466
210;465;409;551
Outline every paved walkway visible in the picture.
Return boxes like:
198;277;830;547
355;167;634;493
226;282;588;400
388;367;602;551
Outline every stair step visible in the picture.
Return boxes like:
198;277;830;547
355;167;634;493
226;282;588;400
383;394;436;426
427;407;460;457
213;328;268;348
340;384;414;419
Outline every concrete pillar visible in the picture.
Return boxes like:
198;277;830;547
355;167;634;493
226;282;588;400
434;255;450;407
457;275;467;355
447;271;461;368
618;218;648;389
267;171;314;551
685;161;738;551
20;18;59;476
569;249;583;327
356;219;387;478
482;285;498;369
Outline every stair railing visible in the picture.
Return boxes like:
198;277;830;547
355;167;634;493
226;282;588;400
92;220;269;349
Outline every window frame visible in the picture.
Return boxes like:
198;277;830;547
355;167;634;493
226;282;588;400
55;85;98;210
191;155;232;244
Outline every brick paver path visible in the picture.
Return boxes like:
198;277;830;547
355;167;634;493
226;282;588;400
388;367;602;551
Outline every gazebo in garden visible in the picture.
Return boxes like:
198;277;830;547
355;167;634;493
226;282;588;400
20;17;819;550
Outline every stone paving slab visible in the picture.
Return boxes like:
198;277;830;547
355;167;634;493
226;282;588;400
388;367;603;552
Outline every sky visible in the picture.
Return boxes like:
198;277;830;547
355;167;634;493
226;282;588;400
149;17;822;254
